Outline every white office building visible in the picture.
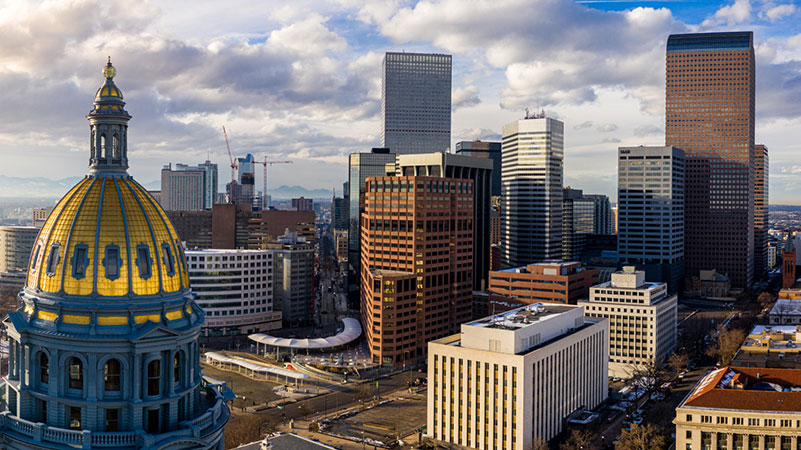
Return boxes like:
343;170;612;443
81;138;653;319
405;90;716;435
381;52;451;154
0;226;38;273
186;249;281;336
501;115;564;267
427;304;608;450
580;266;677;378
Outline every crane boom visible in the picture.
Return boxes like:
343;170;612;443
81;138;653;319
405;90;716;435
222;126;236;185
256;157;293;210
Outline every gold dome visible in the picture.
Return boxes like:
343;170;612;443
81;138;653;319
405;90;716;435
26;176;190;299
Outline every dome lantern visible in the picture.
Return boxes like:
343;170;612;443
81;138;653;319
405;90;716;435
87;57;131;176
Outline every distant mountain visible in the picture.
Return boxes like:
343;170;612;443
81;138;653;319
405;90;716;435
269;185;333;199
0;175;83;198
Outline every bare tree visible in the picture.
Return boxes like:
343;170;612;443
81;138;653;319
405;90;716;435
224;414;278;449
706;327;747;366
758;292;773;310
667;352;689;378
529;438;550;450
629;360;670;397
615;423;667;450
559;428;598;450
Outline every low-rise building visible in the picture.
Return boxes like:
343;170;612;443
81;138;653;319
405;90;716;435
427;303;609;449
770;300;801;325
186;249;281;336
579;266;677;378
488;261;599;305
674;367;801;450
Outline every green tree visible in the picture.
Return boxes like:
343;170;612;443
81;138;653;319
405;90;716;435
615;423;667;450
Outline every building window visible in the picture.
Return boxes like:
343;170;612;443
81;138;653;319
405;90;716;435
69;406;82;430
45;242;61;276
71;244;89;279
40;353;49;385
68;357;83;390
174;351;182;385
105;359;121;392
103;244;121;280
136;244;152;279
147;359;161;396
39;398;47;423
31;244;42;270
162;243;175;276
105;409;120;432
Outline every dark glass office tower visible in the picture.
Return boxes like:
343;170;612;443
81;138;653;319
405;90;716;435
666;32;755;288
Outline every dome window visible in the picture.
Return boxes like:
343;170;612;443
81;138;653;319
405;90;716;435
136;244;152;279
31;243;42;270
71;243;90;279
162;243;175;276
45;242;61;276
103;244;121;280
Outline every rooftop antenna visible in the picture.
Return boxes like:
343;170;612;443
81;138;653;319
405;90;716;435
524;107;530;119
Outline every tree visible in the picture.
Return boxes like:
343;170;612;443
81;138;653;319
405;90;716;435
559;428;598;450
758;292;774;310
628;360;670;397
529;438;550;450
667;352;689;378
706;327;747;366
224;414;278;449
615;423;667;450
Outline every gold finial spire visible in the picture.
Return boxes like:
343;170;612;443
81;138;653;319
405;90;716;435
102;57;116;79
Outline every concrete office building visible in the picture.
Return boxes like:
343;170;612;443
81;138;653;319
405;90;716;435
489;261;599;305
347;149;396;307
755;144;769;279
501;115;564;267
361;176;473;365
427;304;609;449
666;32;756;288
562;188;594;261
291;197;313;211
580;267;677;378
249;210;315;249
32;207;54;228
0;226;38;273
674;367;801;450
456;140;502;197
584;194;614;235
332;182;349;231
186;249;281;336
617;146;685;293
382;52;451;154
166;210;213;249
267;230;315;327
395;152;494;291
160;164;204;211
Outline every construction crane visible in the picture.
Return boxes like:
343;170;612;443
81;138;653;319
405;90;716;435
255;156;292;210
222;126;237;185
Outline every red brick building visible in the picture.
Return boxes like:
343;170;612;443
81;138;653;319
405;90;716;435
360;176;474;365
488;261;598;305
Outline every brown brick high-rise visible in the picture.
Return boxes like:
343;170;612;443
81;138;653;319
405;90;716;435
666;32;755;288
360;176;473;365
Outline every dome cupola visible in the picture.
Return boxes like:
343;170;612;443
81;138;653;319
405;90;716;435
87;57;131;175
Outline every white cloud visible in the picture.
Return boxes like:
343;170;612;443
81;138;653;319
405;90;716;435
702;0;753;27
597;123;618;132
762;3;797;21
633;124;663;137
453;85;481;110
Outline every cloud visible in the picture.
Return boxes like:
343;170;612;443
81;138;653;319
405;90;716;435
453;85;481;109
762;3;797;21
574;121;594;130
633;124;663;137
596;123;618;132
456;128;501;141
702;0;752;27
602;137;621;143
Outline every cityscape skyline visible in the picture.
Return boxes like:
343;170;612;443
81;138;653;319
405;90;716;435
0;1;799;203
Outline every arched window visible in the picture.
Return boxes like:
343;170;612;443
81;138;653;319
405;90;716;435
173;352;182;385
68;357;83;390
40;353;49;384
100;134;107;159
147;359;160;396
112;133;119;159
91;130;96;158
104;359;121;392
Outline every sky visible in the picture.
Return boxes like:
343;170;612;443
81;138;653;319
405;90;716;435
0;0;799;203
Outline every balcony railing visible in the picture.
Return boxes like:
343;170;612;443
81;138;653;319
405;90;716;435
0;386;228;449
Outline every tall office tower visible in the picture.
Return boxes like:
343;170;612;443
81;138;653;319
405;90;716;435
501;115;564;267
618;146;685;293
160;161;218;210
236;153;256;204
456;140;502;197
160;163;205;211
360;176;473;365
755;144;769;279
584;194;614;235
332;182;349;230
267;230;315;327
395;152;494;291
427;304;608;449
291;196;313;211
347;149;396;307
0;226;38;272
580;267;677;378
562;188;594;261
666;32;755;288
381;52;451;154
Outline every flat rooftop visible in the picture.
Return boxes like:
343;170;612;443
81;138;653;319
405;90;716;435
592;280;664;290
770;299;801;316
465;303;575;331
681;367;801;412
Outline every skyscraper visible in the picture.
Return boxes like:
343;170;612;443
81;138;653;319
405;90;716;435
755;144;769;279
395;152;493;291
455;140;502;197
562;187;594;261
666;32;755;288
236;153;256;204
618;146;685;293
360;176;473;365
584;193;614;235
381;52;451;154
160;163;205;211
501;115;564;267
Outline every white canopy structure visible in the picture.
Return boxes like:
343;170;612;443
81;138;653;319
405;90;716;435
204;352;309;380
248;318;362;350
